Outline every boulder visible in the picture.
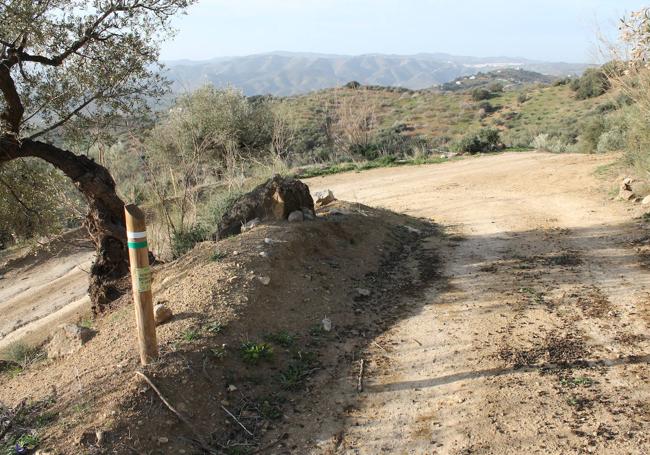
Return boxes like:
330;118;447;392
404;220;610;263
215;175;314;239
314;189;337;207
47;324;95;358
642;195;650;205
619;178;637;201
288;210;304;222
154;303;173;325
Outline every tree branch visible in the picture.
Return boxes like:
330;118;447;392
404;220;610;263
28;94;100;140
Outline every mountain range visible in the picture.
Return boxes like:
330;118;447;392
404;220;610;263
163;52;594;96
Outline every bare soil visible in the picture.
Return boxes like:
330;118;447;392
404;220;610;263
1;151;649;455
286;151;650;454
0;230;94;356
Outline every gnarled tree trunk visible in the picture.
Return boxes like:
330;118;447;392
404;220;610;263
1;137;128;313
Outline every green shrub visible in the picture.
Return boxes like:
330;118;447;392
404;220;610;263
517;92;529;104
578;117;607;153
471;88;492;101
571;67;610;100
597;129;626;153
171;225;208;258
451;128;502;154
487;82;504;93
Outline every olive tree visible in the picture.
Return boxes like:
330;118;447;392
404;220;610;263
0;0;194;311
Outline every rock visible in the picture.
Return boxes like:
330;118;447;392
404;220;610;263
215;175;314;239
257;275;271;286
154;304;173;325
288;210;304;222
619;177;638;201
619;189;636;201
47;324;95;358
356;288;371;297
302;208;316;221
228;384;238;392
643;195;650;205
157;437;169;444
322;317;332;332
314;189;336;207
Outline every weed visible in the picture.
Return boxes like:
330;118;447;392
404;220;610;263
79;318;94;329
182;329;200;342
210;250;227;261
258;397;284;420
210;344;227;360
205;322;224;334
240;342;273;364
279;363;310;390
4;342;44;369
264;330;295;348
560;376;594;388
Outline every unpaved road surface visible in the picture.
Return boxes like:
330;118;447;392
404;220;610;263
302;152;650;454
0;232;94;356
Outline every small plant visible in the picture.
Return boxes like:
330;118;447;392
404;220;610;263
264;330;295;348
210;344;227;359
258;397;283;420
210;250;227;262
171;225;208;259
14;433;39;453
240;342;273;364
5;342;43;369
205;322;224;334
279;363;310;390
182;329;200;342
79;318;94;329
560;376;594;388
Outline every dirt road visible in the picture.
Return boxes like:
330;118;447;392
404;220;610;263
0;231;94;356
303;152;650;454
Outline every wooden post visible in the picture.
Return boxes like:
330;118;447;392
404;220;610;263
124;204;158;365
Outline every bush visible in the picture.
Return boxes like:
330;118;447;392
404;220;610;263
517;93;529;104
531;134;576;153
578;117;607;153
451;128;502;154
477;101;496;114
597;129;626;153
571;67;610;100
171;225;208;259
471;88;492;101
487;82;504;93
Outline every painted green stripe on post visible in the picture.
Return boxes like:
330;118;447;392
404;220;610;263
128;240;148;249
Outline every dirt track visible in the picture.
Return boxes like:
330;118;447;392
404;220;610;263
0;232;94;356
303;152;650;454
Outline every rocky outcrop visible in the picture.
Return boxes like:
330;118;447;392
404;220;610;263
47;324;95;358
215;175;314;239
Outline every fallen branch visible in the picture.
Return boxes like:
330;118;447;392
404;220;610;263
221;405;254;436
135;371;215;454
357;359;365;393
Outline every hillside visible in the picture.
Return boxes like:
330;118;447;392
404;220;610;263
279;77;615;158
164;52;593;95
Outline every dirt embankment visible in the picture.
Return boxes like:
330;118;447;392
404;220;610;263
0;201;445;454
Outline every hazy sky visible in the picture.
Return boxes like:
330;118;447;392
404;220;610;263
161;0;647;63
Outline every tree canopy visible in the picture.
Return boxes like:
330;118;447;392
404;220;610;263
0;0;194;144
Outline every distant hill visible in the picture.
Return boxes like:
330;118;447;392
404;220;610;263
441;69;556;92
163;52;594;96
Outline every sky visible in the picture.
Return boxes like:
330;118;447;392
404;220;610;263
160;0;648;63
